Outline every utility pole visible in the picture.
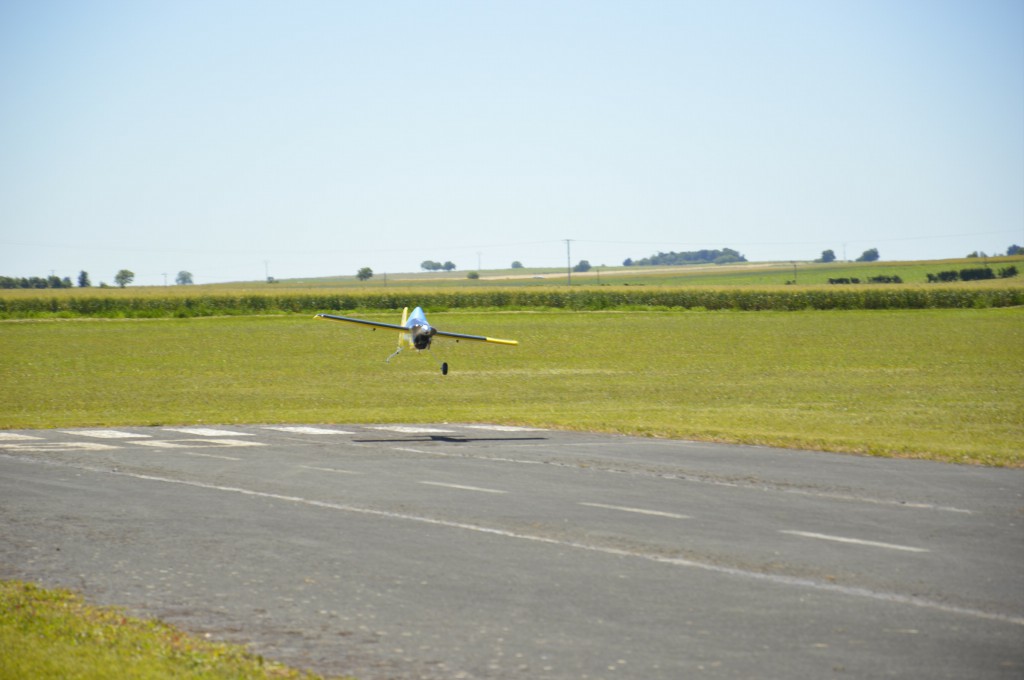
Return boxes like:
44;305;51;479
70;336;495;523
565;239;573;286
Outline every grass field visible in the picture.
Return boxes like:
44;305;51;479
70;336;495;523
0;580;344;680
2;302;1021;678
2;308;1020;466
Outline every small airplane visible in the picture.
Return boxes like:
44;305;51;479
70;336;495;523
315;306;517;375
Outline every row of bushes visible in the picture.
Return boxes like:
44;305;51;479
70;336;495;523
829;276;903;284
927;266;1018;283
2;287;1022;318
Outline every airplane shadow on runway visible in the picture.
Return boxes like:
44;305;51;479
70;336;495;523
352;435;548;444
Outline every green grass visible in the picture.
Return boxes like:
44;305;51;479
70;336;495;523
1;309;1020;466
0;580;347;680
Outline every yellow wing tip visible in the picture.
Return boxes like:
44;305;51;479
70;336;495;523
488;338;518;346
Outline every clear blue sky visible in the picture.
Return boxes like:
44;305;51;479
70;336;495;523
2;0;1022;285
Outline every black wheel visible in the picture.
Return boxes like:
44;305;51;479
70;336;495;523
441;362;449;376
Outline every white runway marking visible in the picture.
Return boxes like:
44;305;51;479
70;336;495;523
778;490;972;515
163;428;253;437
137;439;265;449
419;481;507;494
263;426;354;435
0;442;118;452
96;469;1024;627
301;465;362;475
780;530;930;553
370;426;455;434
177;451;243;461
462;424;545;432
580;502;691;520
0;433;42;441
64;429;150;439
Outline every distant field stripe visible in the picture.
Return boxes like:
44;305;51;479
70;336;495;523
580;502;690;519
162;428;253;437
780;530;929;553
0;433;42;441
263;426;353;435
418;481;507;494
63;430;150;439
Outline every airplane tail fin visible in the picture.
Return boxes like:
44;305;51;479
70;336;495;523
397;307;412;352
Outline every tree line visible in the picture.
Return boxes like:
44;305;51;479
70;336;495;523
0;275;76;289
0;270;195;289
623;248;747;267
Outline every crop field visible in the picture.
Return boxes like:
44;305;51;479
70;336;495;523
2;307;1020;466
3;257;1021;319
213;255;1024;289
1;281;1022;319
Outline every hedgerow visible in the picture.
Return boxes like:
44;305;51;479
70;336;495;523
1;287;1022;319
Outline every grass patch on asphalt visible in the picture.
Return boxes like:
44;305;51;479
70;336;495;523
0;580;347;680
1;308;1020;466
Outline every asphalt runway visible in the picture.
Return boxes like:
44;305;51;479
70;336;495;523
1;424;1021;679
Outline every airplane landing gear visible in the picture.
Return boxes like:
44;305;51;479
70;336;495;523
441;362;449;376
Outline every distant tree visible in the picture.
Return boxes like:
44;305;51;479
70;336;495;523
78;271;91;287
420;260;442;271
856;248;880;262
176;271;194;285
114;269;134;288
713;250;745;265
442;261;456;271
573;260;592;273
511;261;524;269
622;257;634;266
356;267;373;281
1007;244;1022;256
467;271;480;280
817;249;836;263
